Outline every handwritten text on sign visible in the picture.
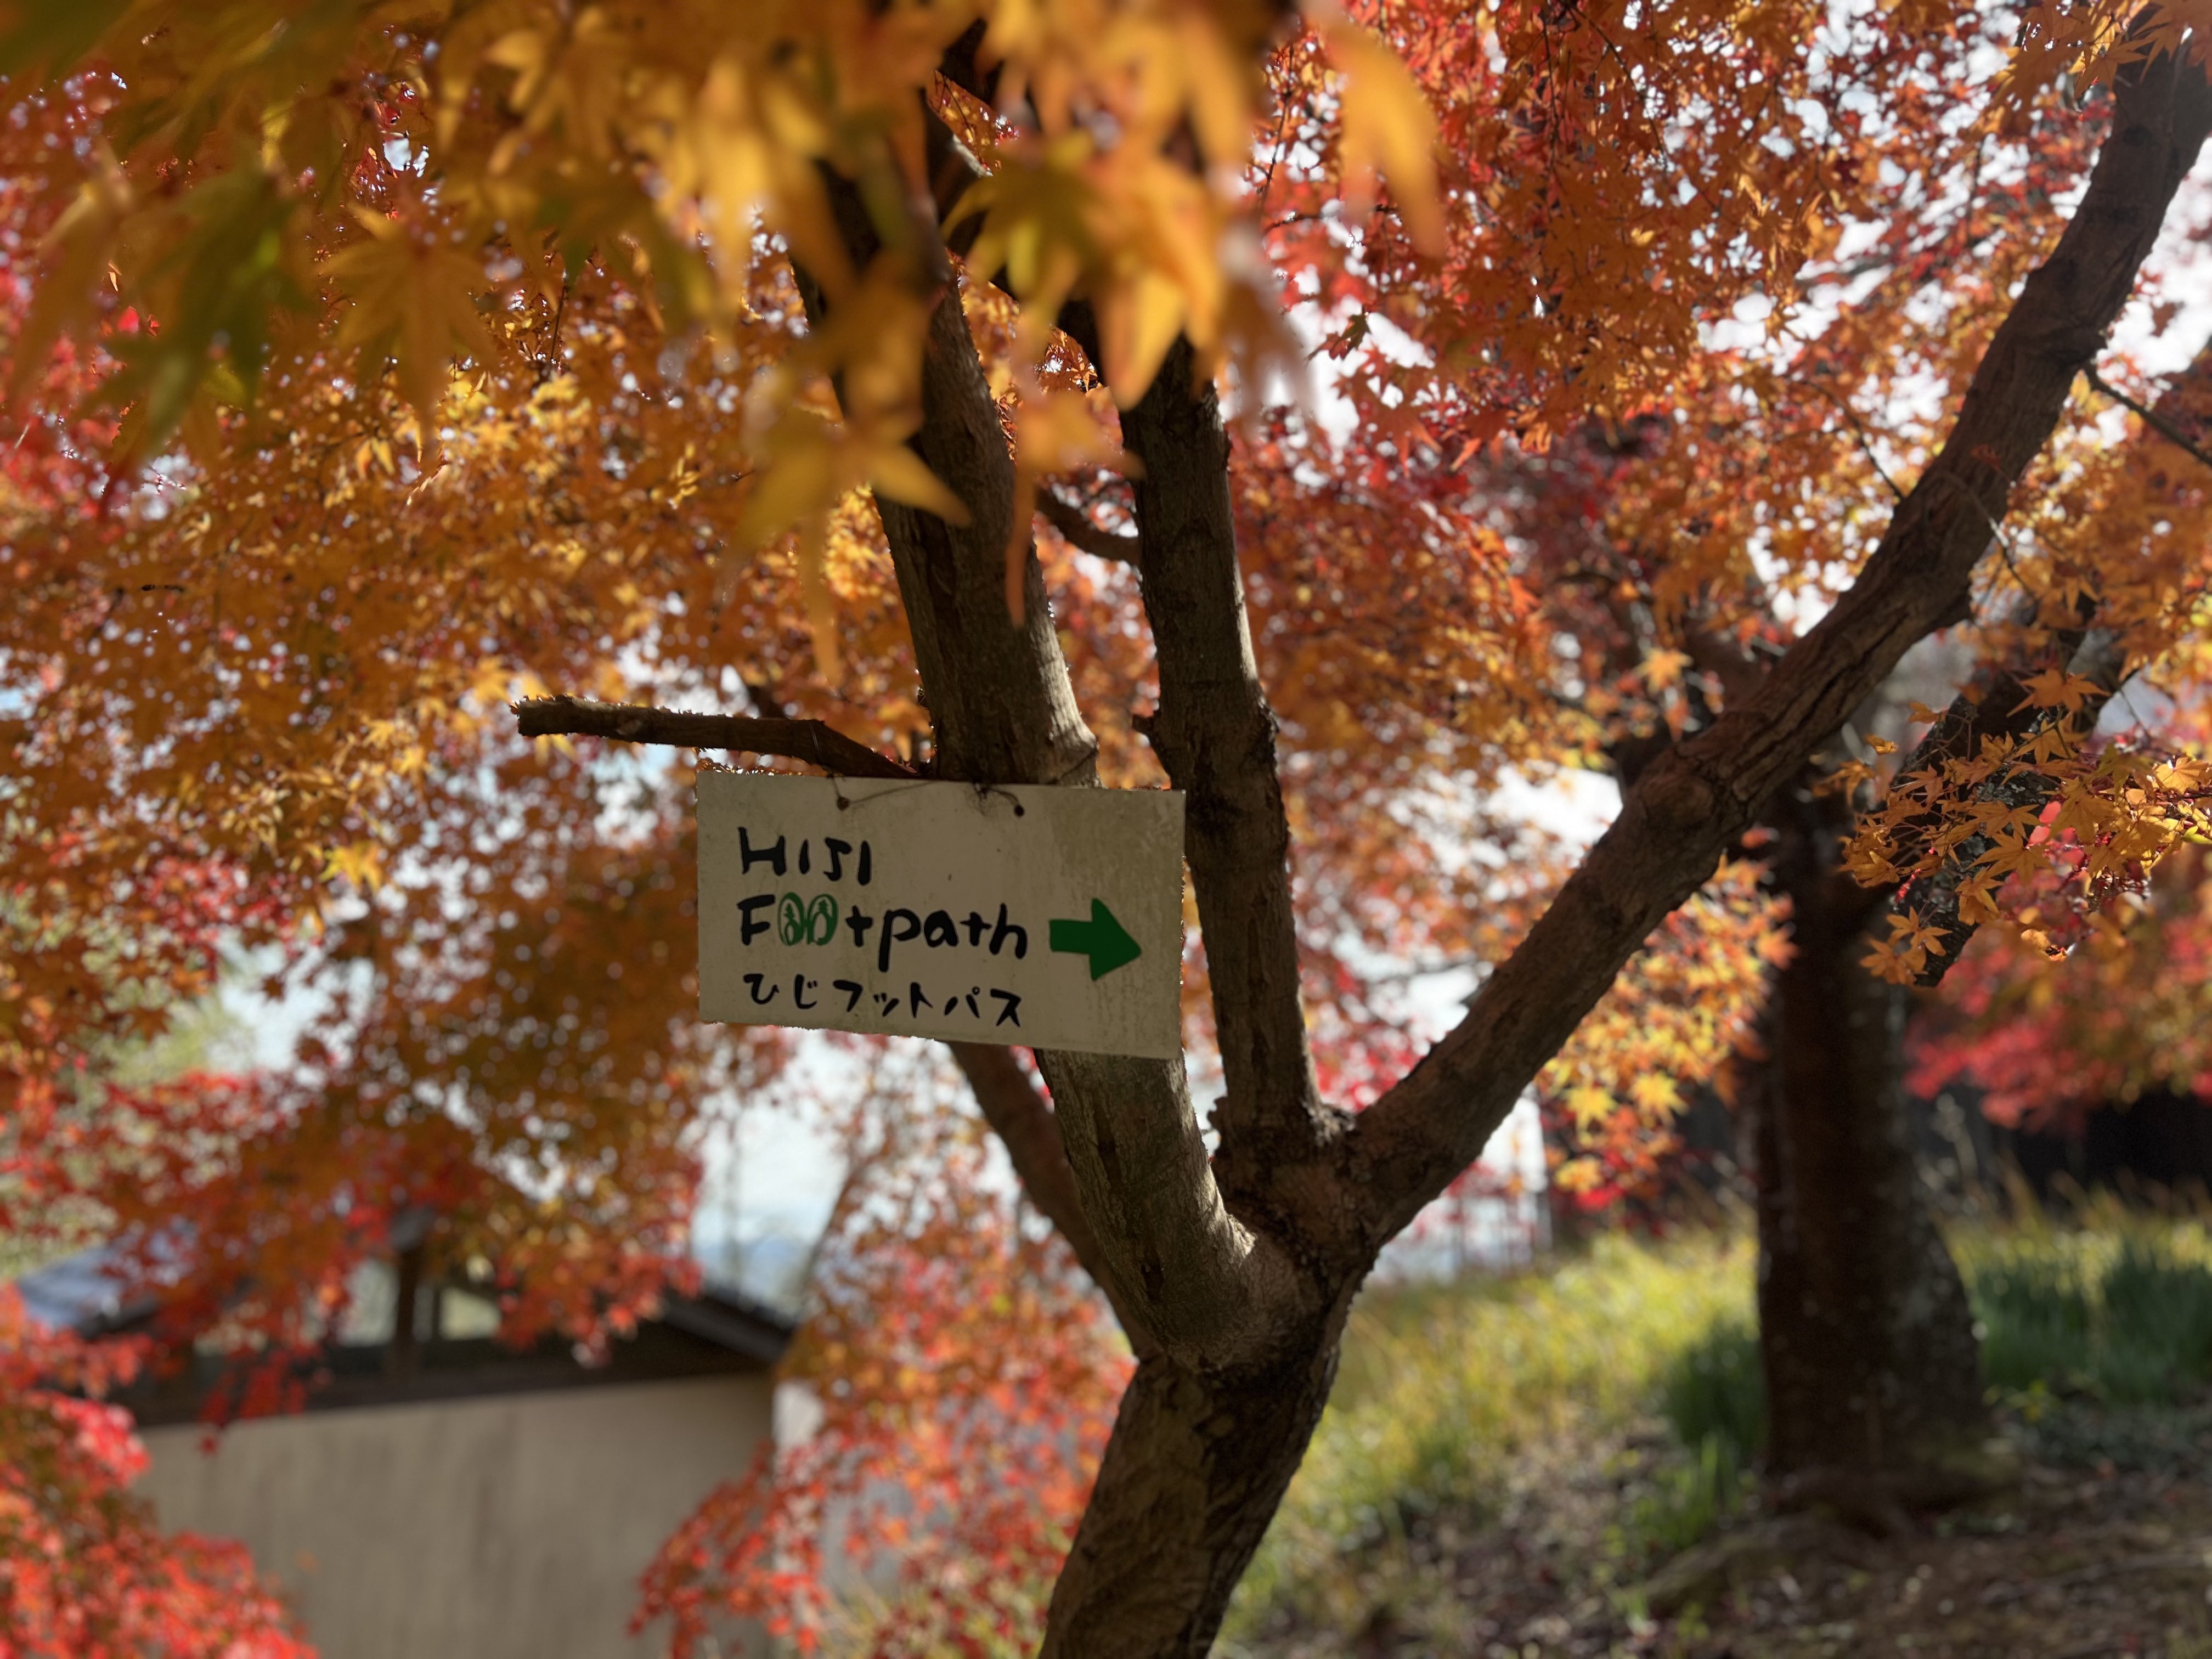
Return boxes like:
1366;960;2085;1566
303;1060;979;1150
698;773;1185;1059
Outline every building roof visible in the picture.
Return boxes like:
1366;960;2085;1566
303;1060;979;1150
13;1243;797;1424
15;1246;142;1335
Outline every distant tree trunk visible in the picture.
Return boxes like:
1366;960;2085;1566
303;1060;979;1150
1752;779;1995;1523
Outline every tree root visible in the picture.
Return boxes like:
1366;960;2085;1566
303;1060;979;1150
1643;1440;2025;1617
1770;1436;2023;1537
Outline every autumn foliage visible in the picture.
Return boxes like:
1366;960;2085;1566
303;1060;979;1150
3;0;2212;1652
1914;845;2212;1134
641;1055;1128;1655
0;1290;305;1657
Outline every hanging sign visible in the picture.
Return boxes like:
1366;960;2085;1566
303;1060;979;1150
698;773;1185;1059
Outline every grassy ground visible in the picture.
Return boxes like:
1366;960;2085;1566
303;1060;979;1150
1221;1203;2212;1657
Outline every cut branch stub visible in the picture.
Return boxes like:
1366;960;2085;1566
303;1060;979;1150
512;695;917;780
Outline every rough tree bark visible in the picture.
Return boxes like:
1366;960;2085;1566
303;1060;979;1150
522;47;2212;1656
1754;777;1991;1523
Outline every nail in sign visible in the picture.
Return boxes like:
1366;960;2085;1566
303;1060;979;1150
698;773;1185;1059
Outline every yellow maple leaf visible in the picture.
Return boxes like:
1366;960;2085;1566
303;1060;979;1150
1640;647;1690;691
866;441;973;526
1564;1084;1615;1126
467;657;509;704
1978;834;2050;881
324;840;385;893
326;209;495;459
1096;267;1189;410
1956;871;2002;926
2012;665;2101;716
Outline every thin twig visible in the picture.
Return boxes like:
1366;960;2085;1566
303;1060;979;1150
2085;363;2212;476
537;261;573;387
1251;84;1294;225
1795;374;1907;503
513;695;918;780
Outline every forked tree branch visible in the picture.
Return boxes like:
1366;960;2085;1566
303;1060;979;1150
512;695;918;780
799;137;1299;1369
1348;47;2212;1242
922;53;1319;1353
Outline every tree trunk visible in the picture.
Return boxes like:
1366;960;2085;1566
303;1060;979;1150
1041;1333;1344;1657
1753;787;1997;1523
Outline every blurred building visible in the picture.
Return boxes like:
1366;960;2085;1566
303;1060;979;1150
16;1232;791;1659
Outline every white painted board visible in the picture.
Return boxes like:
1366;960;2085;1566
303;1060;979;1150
698;772;1185;1059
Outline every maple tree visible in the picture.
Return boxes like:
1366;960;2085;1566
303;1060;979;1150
1747;327;2212;1504
7;2;2212;1655
0;1288;306;1657
1395;57;2212;1506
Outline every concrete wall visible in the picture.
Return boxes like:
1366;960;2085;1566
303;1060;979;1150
137;1374;774;1659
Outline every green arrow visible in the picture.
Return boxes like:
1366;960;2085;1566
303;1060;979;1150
1049;899;1143;980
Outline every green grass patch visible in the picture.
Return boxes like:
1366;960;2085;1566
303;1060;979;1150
1226;1229;1755;1635
1657;1316;1764;1462
1638;1314;1767;1556
1956;1203;2212;1406
1221;1203;2212;1646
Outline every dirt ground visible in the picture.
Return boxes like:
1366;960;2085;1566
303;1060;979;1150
1236;1403;2212;1658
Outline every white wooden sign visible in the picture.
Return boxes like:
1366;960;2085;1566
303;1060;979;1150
698;773;1185;1059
